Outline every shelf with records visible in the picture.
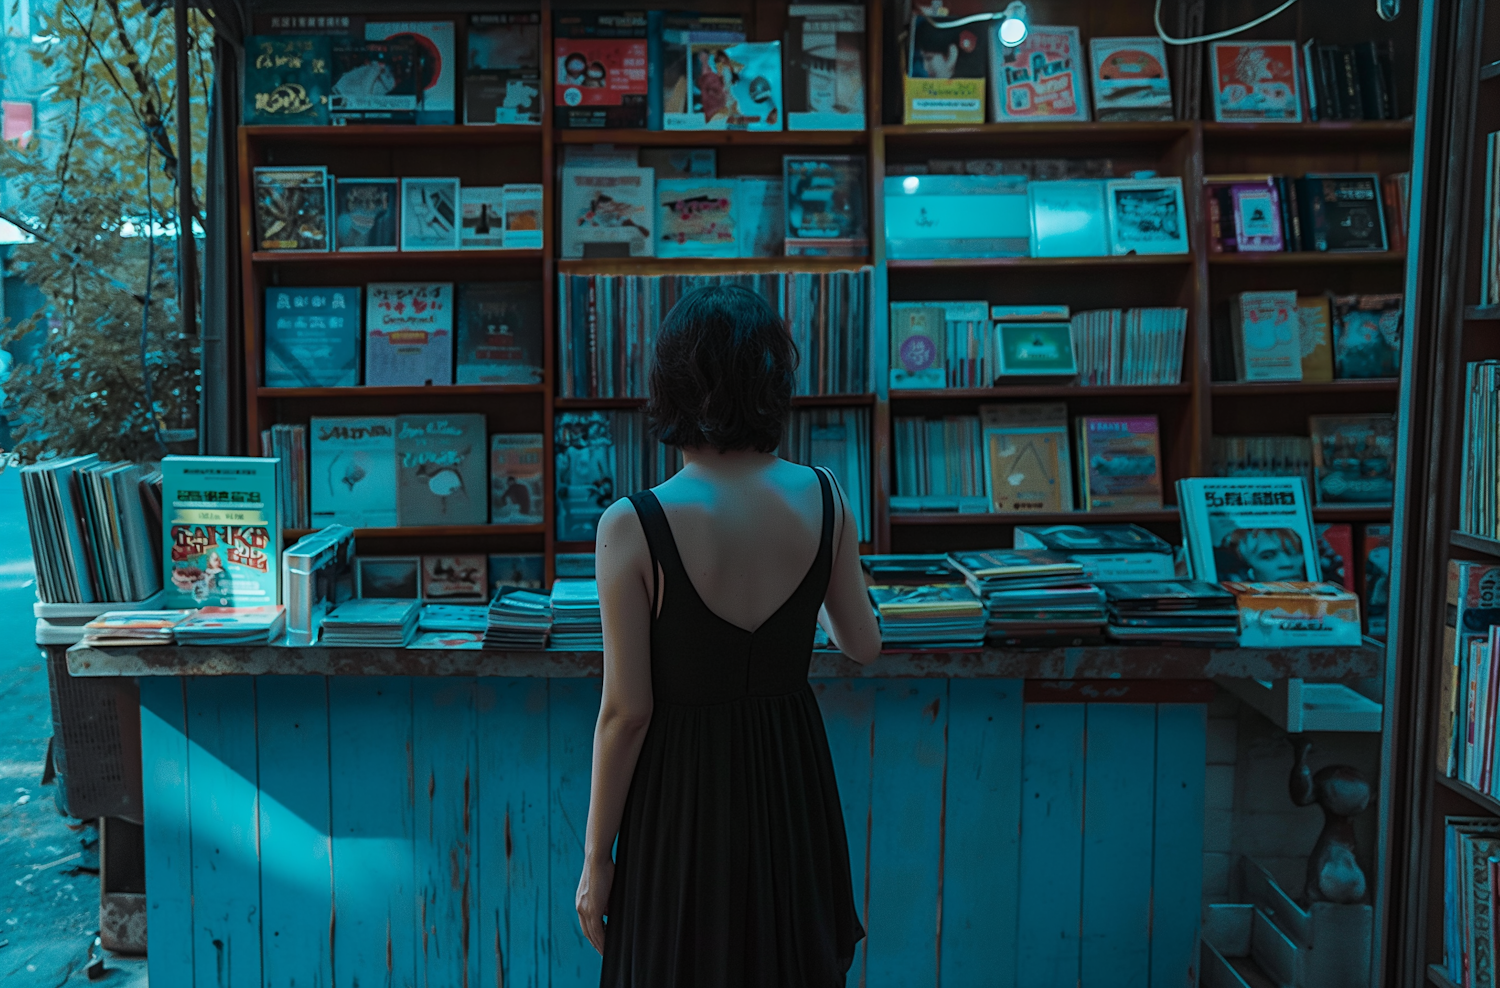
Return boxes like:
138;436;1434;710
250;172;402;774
878;121;1193;149
1210;378;1400;395
241;124;546;146
1207;252;1405;266
890;509;1182;527
555;129;868;146
259;384;548;399
553;394;876;409
555;257;870;274
889;385;1192;401
251;250;545;265
1451;531;1500;558
1199;120;1413;145
886;255;1193;270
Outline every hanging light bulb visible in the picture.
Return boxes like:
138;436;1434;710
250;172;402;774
999;2;1029;46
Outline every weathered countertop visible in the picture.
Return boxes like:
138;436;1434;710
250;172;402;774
65;641;1385;680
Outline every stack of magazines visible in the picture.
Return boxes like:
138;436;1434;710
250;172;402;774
485;590;554;649
946;549;1103;644
321;599;420;647
1100;582;1240;645
550;580;602;650
867;585;985;649
860;555;963;585
81;610;191;647
175;606;286;646
420;604;488;633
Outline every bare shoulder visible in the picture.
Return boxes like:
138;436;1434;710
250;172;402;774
596;497;647;553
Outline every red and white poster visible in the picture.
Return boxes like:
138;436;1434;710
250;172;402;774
1210;41;1302;122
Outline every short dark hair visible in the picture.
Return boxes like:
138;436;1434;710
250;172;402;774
647;285;796;452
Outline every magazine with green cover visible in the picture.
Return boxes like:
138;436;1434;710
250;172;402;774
161;456;281;609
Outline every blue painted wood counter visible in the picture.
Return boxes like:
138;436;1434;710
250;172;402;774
78;644;1380;988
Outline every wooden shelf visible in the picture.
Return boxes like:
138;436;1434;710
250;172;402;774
285;524;545;539
1434;774;1500;816
1207;251;1405;265
1210;379;1400;395
1465;304;1500;320
259;384;546;398
1450;530;1500;557
556;256;870;274
891;385;1191;399
887;254;1191;270
880;120;1191;147
555;127;867;145
1429;965;1462;988
242;124;544;145
1480;61;1500;82
1200;120;1414;145
251;249;543;264
554;394;876;409
1312;506;1393;521
892;509;1181;526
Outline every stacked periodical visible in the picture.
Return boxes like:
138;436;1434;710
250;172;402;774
947;549;1105;645
1101;582;1240;645
22;456;161;605
1072;307;1188;386
550;580;602;650
175;606;287;646
321;599;420;647
867;585;985;649
81;610;191;647
485;591;553;649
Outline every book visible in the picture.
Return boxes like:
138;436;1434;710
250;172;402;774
1070;307;1188;386
333;178;399;251
1088;37;1172;121
1486;134;1500;306
263;287;360;388
555;410;617;541
1231;290;1302;381
356;556;421;598
902;77;984;124
656;180;738;257
467;13;541;74
559;167;656;257
1210;41;1302;122
980;403;1073;513
1231;182;1284;251
1315;522;1356;591
684;41;782;130
1332;294;1402;378
465;12;541;125
1013;523;1176;581
455;282;543;385
785;5;865;130
366;20;456;125
1176;476;1321;583
992;25;1089;123
1223;582;1362;647
490;434;544;525
420;555;488;602
553;12;649;129
1029;180;1108;257
310;417;398;528
254;166;330;252
21;457;161;605
244;35;331;125
655;12;746;129
328;38;419;124
1075;415;1164;511
322;597;419;646
784;155;868;256
1298;174;1388;251
1309;414;1397;505
892;414;987;512
1362;524;1392;638
161;456;280;610
640;148;716;178
460;187;506;249
400;177;461;251
489;554;545;590
395;414;489;526
883;174;1030;259
889;304;947;389
503;184;544;249
82;609;192;646
175;605;288;646
365;282;454;387
908;14;988;85
1296;295;1336;382
1104;178;1189;255
995;321;1075;376
1440;563;1500;775
736;177;784;257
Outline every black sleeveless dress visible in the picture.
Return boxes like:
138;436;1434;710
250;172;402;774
602;468;865;987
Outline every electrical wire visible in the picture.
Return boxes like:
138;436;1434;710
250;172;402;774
1152;0;1301;45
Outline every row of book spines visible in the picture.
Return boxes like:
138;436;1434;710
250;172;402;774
1205;174;1406;254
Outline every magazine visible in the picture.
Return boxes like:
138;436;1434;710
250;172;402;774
559;167;655;257
656;180;738;258
1177;476;1321;583
161;457;280;609
254;167;329;252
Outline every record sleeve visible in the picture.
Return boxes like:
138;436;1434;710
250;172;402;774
365;282;454;386
785;5;865;130
784;155;867;255
980;403;1073;512
467;12;539;70
656;180;738;257
366;20;456;124
1176;476;1321;583
1331;294;1402;378
400;177;461;251
333;177;398;251
455;281;543;384
889;303;947;389
555;411;617;541
685;41;782;130
1076;415;1163;511
503;184;544;249
657;12;746;128
736;177;784;257
559;167;655;257
992;25;1089;122
464;70;542;125
310;417;399;529
1210;41;1302;122
395;415;488;526
254;167;329;252
490;434;544;525
329;38;419;123
460;187;506;249
1104;178;1188;255
420;555;488;602
1088;37;1172;121
244;35;331;125
1310;413;1396;505
1028;179;1107;257
161;457;280;609
553;12;649;128
264;286;361;388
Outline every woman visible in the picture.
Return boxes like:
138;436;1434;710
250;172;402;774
576;285;881;986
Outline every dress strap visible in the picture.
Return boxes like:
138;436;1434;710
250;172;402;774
626;490;683;614
812;466;835;569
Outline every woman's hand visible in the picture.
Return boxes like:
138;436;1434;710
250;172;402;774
577;854;615;955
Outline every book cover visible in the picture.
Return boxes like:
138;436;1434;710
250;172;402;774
465;12;541;124
1223;582;1362;647
1361;523;1392;637
684;41;782;130
1076;415;1164;511
657;13;746;128
902;76;984;123
553;12;649;129
1315;522;1356;590
503;184;544;249
1088;37;1172;121
333;178;399;251
489;553;545;589
883;174;1030;259
460;186;507;249
264;286;361;388
1231;290;1301;381
992;25;1089;123
1029;180;1108;257
1332;294;1402;378
161;456;280;609
328;38;419;123
356;556;420;597
785;4;865;130
365;282;454;386
784;155;868;254
996;321;1076;376
1231;182;1284;251
1301;173;1387;251
490;433;544;524
1441;562;1500;773
366;20;457;124
1104;178;1188;255
244;35;331;125
656;180;738;257
420;555;488;601
1176;476;1320;583
310;417;398;528
1310;413;1397;505
455;282;543;385
400;177;461;251
468;12;539;70
736;177;784;257
889;303;947;389
254;167;330;252
395;414;488;525
1210;41;1302;122
906;14;987;124
980;403;1073;512
1296;295;1336;382
559;167;655;257
555;411;617;541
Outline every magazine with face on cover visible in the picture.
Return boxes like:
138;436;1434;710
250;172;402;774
1176;476;1321;584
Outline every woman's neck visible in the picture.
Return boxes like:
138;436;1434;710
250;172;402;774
679;447;777;475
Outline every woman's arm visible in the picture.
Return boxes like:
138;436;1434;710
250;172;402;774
576;498;655;955
816;469;882;664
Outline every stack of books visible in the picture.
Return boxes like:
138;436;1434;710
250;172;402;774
175;606;287;646
549;580;602;650
260;423;309;528
81;610;192;647
1071;308;1189;386
860;555;962;585
1440;815;1500;988
1461;360;1500;538
420;604;488;633
484;590;554;649
320;599;420;647
946;549;1102;644
1013;524;1177;582
1100;582;1240;645
866;585;985;649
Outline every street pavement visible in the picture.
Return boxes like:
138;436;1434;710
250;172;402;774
0;466;145;985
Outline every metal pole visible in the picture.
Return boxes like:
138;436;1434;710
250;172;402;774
172;0;199;452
